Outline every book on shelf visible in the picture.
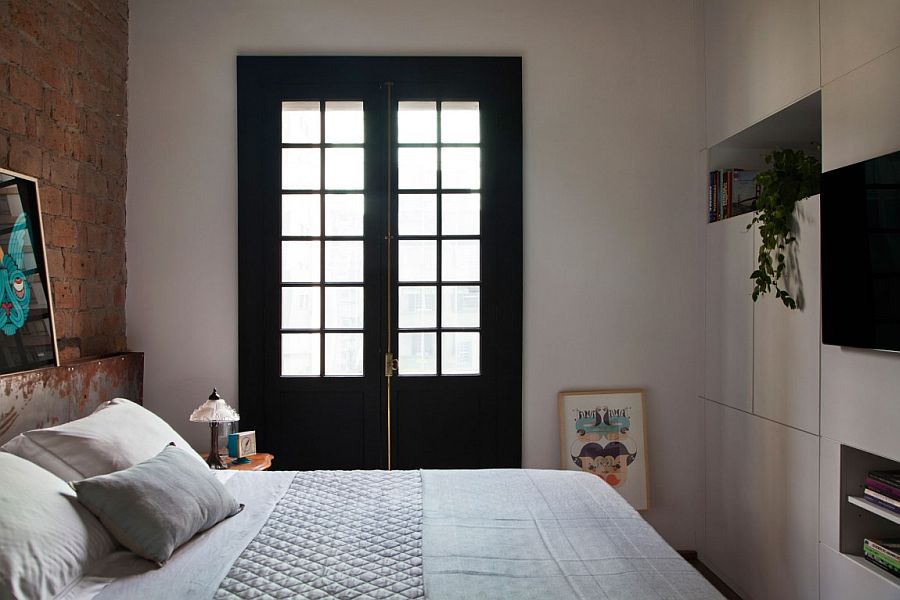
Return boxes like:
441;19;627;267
707;169;759;222
866;476;900;501
870;471;900;488
864;488;900;514
864;539;900;577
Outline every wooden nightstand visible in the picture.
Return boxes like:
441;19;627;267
203;453;274;471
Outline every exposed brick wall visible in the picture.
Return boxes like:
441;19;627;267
0;0;127;361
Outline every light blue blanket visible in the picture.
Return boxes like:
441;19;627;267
89;469;722;600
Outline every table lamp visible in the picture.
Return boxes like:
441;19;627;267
190;388;239;469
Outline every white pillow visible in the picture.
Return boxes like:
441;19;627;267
0;453;116;599
0;398;206;480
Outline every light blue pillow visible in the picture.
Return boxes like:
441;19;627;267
72;445;243;565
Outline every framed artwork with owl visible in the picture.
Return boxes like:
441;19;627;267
558;389;649;511
0;168;58;374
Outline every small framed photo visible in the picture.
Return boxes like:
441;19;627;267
558;389;649;511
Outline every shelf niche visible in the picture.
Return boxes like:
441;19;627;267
706;91;822;221
839;444;900;583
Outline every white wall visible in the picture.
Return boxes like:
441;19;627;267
127;0;703;548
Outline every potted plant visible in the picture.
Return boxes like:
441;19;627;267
748;148;820;309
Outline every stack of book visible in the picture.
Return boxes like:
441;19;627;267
708;169;759;223
864;538;899;578
864;470;900;516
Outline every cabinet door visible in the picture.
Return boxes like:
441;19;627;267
704;401;820;600
753;196;821;433
704;213;754;411
704;0;820;145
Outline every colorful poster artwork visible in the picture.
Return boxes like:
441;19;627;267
559;390;648;510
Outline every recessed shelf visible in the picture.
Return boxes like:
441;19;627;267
844;554;900;588
847;495;900;526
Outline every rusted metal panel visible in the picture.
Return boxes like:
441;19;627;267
0;352;143;445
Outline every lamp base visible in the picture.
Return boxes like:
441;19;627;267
206;422;229;469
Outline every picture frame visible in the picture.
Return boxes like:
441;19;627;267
0;168;59;374
558;388;649;511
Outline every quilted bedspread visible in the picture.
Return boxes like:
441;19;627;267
215;471;424;599
212;469;722;600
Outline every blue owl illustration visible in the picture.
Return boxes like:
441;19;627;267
0;213;31;336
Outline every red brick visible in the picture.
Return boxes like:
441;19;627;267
58;342;81;363
10;2;42;43
53;35;78;68
46;153;78;188
69;134;99;166
0;134;8;166
39;185;64;215
83;111;109;144
22;44;70;92
8;137;41;177
49;216;77;248
52;280;78;309
45;246;64;275
46;90;78;126
111;283;125;306
70;193;96;222
80;334;108;357
80;281;107;308
0;63;9;95
0;25;24;66
35;115;67;154
51;310;72;337
62;248;93;277
0;96;27;135
79;164;106;196
9;66;43;109
96;252;120;278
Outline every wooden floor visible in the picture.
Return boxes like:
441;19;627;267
678;551;742;599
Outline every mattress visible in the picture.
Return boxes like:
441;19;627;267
85;469;722;600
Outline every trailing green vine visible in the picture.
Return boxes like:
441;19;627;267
748;148;820;309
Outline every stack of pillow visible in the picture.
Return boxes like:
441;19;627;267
0;399;243;599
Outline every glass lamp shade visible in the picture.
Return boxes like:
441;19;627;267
189;388;239;423
190;388;239;470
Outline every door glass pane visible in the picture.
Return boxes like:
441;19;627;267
398;286;436;328
282;101;320;143
325;101;363;143
398;148;437;189
398;101;436;143
282;333;320;376
282;286;320;328
442;193;480;235
441;147;480;189
282;148;321;190
325;287;363;329
324;240;363;282
440;101;479;143
282;241;320;282
441;240;479;281
282;194;320;236
398;240;436;282
325;148;364;190
398;332;436;375
325;333;363;376
325;194;364;236
442;332;479;375
397;194;436;235
442;286;479;327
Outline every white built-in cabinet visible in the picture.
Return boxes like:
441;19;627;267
700;1;900;597
702;197;821;600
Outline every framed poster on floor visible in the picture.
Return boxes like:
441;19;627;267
558;388;649;510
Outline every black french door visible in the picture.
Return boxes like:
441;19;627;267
238;57;522;470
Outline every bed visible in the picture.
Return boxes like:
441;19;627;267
0;393;723;600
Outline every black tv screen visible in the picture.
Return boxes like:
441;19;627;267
822;148;900;352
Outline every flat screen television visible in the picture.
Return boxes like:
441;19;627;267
821;148;900;352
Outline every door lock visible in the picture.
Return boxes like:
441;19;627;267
384;352;399;377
